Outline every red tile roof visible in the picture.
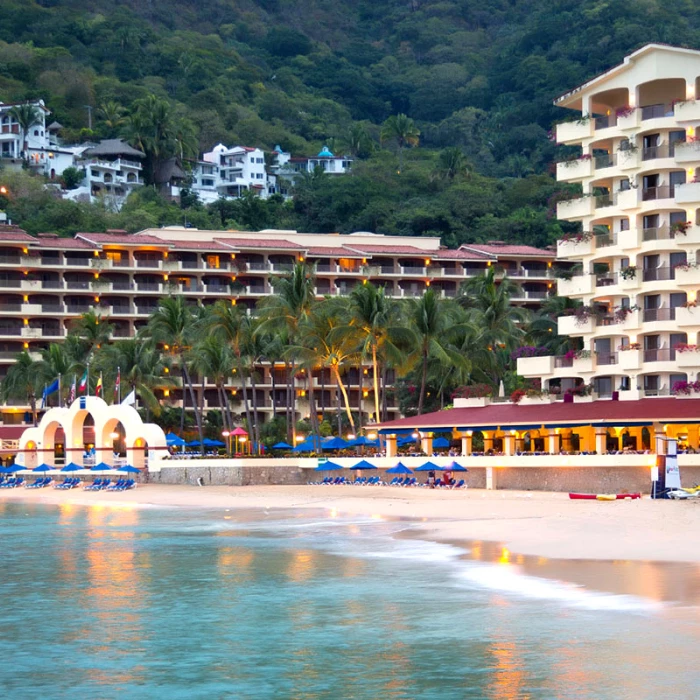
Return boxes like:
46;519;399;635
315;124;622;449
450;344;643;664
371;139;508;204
215;237;304;250
305;246;363;257
0;228;35;242
461;244;556;258
433;249;492;261
36;238;94;249
163;240;232;251
345;244;429;255
375;398;700;431
76;233;169;246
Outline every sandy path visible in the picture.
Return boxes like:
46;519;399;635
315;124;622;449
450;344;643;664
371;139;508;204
2;484;699;563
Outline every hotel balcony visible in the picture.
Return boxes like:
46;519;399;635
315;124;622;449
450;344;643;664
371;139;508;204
674;181;700;204
674;99;700;121
555;119;594;144
557;274;595;297
556;157;593;181
675;306;700;327
558;314;593;336
674;265;700;287
516;355;555;377
677;350;700;369
672;141;700;164
556;196;595;220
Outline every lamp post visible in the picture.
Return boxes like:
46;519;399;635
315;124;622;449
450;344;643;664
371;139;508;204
222;430;231;457
239;435;247;455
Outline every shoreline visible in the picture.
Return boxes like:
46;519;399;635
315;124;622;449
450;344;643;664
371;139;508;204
3;483;700;564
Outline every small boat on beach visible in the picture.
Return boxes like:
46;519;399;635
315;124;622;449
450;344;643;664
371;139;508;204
569;492;641;500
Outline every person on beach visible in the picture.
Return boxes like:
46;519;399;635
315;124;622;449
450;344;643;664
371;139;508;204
427;471;435;488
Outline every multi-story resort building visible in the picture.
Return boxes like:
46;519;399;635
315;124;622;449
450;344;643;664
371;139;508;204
518;43;700;400
0;225;556;427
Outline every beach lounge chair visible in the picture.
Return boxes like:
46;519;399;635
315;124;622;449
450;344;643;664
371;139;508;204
451;479;465;489
25;477;43;488
106;479;125;491
84;478;103;491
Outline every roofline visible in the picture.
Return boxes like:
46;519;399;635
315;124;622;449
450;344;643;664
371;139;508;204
553;43;700;108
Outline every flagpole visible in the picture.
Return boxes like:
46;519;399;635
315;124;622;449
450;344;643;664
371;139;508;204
86;363;90;395
58;373;62;408
41;383;46;410
117;366;121;404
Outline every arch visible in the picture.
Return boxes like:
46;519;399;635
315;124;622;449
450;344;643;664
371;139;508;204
130;437;149;470
99;418;127;466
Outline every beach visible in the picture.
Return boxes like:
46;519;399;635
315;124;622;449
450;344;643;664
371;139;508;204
3;483;700;564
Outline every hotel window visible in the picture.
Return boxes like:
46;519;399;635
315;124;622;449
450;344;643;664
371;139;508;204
619;218;630;231
206;255;220;269
105;251;124;264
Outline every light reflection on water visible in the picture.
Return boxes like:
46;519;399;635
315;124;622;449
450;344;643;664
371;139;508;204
1;503;700;699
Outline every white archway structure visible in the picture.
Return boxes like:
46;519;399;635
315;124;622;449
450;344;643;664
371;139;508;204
16;397;167;470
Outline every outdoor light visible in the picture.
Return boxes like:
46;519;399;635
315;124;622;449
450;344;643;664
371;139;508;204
239;436;247;443
296;435;305;442
411;432;419;439
222;430;230;437
347;434;356;440
110;432;119;439
367;433;377;440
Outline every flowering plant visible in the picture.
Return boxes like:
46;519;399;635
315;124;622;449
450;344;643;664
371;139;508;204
674;343;700;353
510;388;526;404
566;383;594;397
672;380;700;395
620;265;637;280
573;305;600;325
615;105;636;118
618;342;641;351
564;349;591;360
559;230;593;244
452;383;492;399
671;221;691;236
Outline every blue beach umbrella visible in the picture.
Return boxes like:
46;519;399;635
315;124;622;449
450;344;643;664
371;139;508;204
188;440;201;447
321;437;349;450
5;465;24;473
60;463;83;472
432;437;450;448
33;464;54;472
446;461;468;472
386;462;413;474
272;441;293;449
202;438;224;447
117;465;141;473
166;433;186;447
352;459;377;470
415;461;442;472
350;436;376;446
92;462;113;471
314;461;344;471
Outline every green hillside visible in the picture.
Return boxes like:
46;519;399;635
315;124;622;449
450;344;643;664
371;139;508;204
3;1;700;242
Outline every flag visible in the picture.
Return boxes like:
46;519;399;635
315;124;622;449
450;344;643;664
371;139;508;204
78;369;88;394
68;375;76;404
114;367;120;403
121;389;136;406
41;379;59;409
95;373;103;396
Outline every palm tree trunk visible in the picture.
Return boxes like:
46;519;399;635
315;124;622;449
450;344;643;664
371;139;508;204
371;345;380;423
357;364;363;432
271;364;277;420
418;347;428;414
307;373;321;451
236;357;253;446
217;382;229;432
381;364;388;422
290;360;297;442
249;363;261;454
30;393;37;426
182;363;204;454
332;365;355;433
179;371;185;434
285;362;293;443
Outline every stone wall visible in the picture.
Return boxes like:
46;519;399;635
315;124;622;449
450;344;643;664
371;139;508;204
155;464;307;486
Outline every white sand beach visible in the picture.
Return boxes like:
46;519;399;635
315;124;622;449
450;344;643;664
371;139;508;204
3;484;700;564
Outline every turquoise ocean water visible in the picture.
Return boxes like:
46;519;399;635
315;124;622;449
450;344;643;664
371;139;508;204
1;501;699;699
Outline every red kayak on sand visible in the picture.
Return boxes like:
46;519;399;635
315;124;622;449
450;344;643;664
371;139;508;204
569;493;641;500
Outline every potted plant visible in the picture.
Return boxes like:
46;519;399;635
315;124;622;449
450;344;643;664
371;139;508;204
671;221;691;236
620;265;637;280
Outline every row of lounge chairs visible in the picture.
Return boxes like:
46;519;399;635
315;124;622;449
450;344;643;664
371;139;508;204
54;477;81;490
84;478;136;492
26;477;53;489
0;477;24;488
309;476;466;488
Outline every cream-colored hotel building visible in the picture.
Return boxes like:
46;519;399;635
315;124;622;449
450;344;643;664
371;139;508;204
518;44;700;399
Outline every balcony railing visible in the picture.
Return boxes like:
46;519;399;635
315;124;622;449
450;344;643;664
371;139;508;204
595;272;618;287
594;153;616;169
642;266;675;282
641;145;673;161
595;115;616;130
642;307;677;322
641;103;673;120
642;226;674;241
643;348;675;362
135;259;162;268
554;355;574;368
65;258;90;266
595;193;613;207
642;185;675;201
596;352;618;365
595;232;617;248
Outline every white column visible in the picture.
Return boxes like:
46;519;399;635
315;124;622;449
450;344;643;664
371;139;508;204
386;435;397;458
595;429;607;454
547;430;560;455
461;434;472;457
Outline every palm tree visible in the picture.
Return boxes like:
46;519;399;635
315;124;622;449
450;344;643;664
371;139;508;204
258;262;317;440
437;147;469;180
288;300;361;434
100;337;172;416
36;343;82;406
98;101;126;136
70;310;114;354
346;283;412;423
458;267;530;387
1;352;42;425
380;113;420;174
408;289;472;414
344;123;374;158
147;296;204;447
8;103;42;163
191;336;235;433
527;295;582;355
